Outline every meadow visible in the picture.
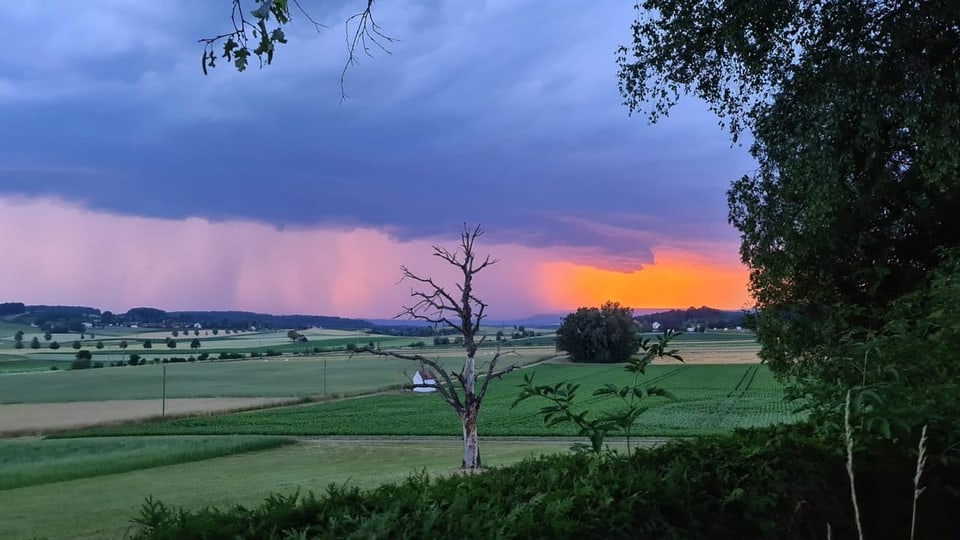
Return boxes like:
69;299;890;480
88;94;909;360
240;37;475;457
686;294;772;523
0;327;788;539
0;435;293;490
0;346;556;405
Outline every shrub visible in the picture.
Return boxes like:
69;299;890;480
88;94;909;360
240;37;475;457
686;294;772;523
128;423;960;540
70;358;92;370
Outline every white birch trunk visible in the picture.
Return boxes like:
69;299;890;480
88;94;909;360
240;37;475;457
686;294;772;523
461;351;481;468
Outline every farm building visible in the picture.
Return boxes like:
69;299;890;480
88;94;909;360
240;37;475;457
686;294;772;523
412;370;437;393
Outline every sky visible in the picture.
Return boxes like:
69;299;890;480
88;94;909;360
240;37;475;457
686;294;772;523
0;0;756;319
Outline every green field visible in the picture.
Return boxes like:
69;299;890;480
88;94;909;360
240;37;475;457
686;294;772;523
0;347;554;404
0;435;293;490
0;438;598;540
0;328;783;539
61;363;800;438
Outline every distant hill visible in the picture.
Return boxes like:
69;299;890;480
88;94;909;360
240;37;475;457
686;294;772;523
633;306;749;332
2;303;373;332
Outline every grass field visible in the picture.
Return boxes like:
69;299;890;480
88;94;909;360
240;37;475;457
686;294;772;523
0;435;293;490
61;363;800;438
0;347;555;405
0;397;303;435
0;438;599;540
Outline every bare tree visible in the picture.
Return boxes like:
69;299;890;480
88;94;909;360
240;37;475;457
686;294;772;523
360;224;517;469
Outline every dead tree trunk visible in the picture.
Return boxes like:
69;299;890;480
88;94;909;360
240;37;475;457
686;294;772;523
359;224;517;469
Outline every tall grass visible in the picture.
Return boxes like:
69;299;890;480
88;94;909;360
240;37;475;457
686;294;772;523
0;435;293;490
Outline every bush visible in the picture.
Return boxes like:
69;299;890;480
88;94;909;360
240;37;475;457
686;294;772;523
126;424;960;540
70;358;92;370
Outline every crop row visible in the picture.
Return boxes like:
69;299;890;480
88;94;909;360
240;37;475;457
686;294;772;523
61;364;803;439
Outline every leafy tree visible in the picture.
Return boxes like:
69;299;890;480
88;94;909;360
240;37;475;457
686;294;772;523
194;329;200;336
143;340;153;349
119;340;128;350
43;331;52;341
49;341;60;350
30;337;40;349
96;340;104;350
14;341;23;349
359;225;517;469
14;330;23;342
618;1;960;419
72;340;81;350
71;349;92;370
128;354;142;366
190;338;201;350
212;329;219;335
556;302;640;363
166;337;177;349
172;330;179;337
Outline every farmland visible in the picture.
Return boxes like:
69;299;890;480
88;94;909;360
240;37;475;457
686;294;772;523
0;435;293;490
0;438;615;540
59;363;800;439
0;328;790;540
0;346;556;405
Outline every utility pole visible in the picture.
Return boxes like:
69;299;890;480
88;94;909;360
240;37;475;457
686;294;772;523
161;366;167;417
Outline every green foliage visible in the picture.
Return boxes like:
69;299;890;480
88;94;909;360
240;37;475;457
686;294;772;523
556;301;640;363
14;330;23;342
812;253;960;455
29;337;40;349
515;331;682;453
619;0;960;436
71;349;92;370
143;339;152;348
95;340;104;350
127;424;960;540
201;0;291;74
49;341;60;350
43;331;52;341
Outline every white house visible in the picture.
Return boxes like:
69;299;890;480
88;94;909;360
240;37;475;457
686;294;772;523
652;322;661;331
412;370;437;393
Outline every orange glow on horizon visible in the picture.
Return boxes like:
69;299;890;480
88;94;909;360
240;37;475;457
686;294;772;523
538;247;752;312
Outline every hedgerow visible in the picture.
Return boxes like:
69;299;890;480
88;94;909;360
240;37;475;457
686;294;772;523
129;424;960;539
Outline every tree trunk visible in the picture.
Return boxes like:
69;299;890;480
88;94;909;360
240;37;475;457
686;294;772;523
461;406;481;469
461;350;480;469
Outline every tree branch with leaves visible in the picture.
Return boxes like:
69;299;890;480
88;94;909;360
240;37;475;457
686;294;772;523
200;0;393;100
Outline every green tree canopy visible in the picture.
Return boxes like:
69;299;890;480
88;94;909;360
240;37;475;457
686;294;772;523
618;1;960;412
556;302;640;364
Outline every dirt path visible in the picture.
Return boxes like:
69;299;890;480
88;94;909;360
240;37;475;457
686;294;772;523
294;435;673;449
0;397;301;436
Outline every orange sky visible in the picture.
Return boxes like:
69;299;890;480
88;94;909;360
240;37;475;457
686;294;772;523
538;247;752;312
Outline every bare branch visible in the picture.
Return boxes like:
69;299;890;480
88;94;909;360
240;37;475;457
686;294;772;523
357;347;464;411
478;350;522;404
341;0;396;102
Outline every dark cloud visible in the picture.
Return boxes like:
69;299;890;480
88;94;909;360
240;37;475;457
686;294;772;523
0;0;755;270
